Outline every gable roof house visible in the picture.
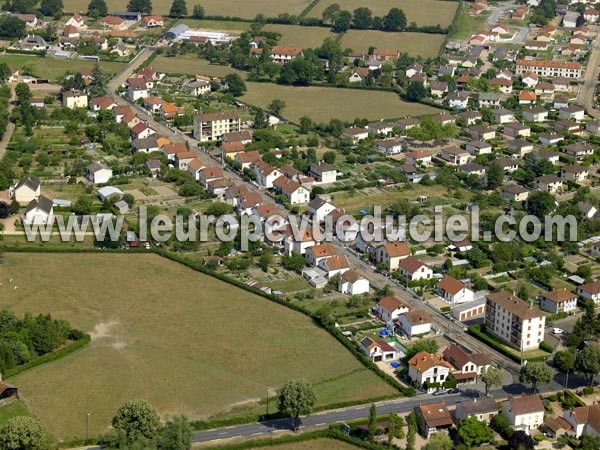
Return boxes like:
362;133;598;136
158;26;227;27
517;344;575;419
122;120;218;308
500;183;530;202
273;176;309;205
502;395;545;432
507;139;534;157
408;352;453;392
340;126;369;144
375;296;410;322
338;270;370;295
415;402;454;437
540;289;578;314
563;403;600;438
374;241;411;271
562;142;594;160
399;310;432;338
307;197;336;223
85;162;112;184
576;281;600;305
9;175;41;204
442;344;490;383
523;106;549;122
317;254;350;279
561;164;589;183
310;162;337;184
22;195;54;225
438;276;474;305
397;256;433;281
455;397;498;423
359;337;397;362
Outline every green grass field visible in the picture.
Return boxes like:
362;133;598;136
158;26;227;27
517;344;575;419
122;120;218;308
0;253;396;441
263;24;336;49
177;19;252;32
310;0;458;27
0;55;126;81
63;0;312;18
253;439;362;449
340;31;445;57
241;83;441;123
151;55;246;77
0;401;32;426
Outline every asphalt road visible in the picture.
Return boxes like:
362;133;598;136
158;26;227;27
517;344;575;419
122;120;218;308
192;380;574;443
576;25;600;117
486;1;517;26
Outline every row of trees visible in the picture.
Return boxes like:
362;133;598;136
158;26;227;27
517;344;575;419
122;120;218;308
0;310;83;373
4;0;63;18
322;4;408;33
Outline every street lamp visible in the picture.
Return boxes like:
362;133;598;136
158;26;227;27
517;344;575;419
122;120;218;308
86;413;90;441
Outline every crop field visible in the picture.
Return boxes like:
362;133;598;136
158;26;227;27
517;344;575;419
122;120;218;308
340;31;445;58
0;55;126;81
263;24;336;49
0;253;396;441
63;0;312;18
151;55;246;77
241;83;440;123
177;19;252;32
310;0;458;28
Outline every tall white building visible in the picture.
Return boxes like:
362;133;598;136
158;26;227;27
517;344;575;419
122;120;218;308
193;112;241;142
485;291;545;351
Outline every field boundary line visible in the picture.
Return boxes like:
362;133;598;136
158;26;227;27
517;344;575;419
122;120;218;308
299;0;322;19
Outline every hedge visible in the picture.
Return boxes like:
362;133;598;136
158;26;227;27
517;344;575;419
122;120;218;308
539;341;553;353
4;334;91;379
467;324;521;364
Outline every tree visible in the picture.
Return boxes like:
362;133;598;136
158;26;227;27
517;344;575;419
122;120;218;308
323;151;336;165
457;416;493;447
322;3;341;24
0;16;26;38
0;202;10;219
191;4;204;19
554;350;576;386
72;196;92;215
0;62;10;82
519;362;552;394
268;99;286;117
581;435;600;450
277;379;316;431
0;417;46;450
575;344;600;386
127;0;152;14
507;430;536;450
406;411;417;450
168;0;187;18
258;253;272;272
15;83;31;105
403;339;438;362
382;8;407;32
421;432;453;450
486;163;504;189
386;413;396;449
526;190;555;219
112;400;161;444
406;83;427;101
89;63;107;97
480;365;502;395
253;109;267;129
224;74;246;96
281;252;306;273
299;116;315;133
160;415;192;450
88;0;108;16
332;10;352;33
352;7;373;29
40;0;63;16
368;403;377;442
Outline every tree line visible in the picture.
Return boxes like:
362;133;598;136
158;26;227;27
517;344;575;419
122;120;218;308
0;310;86;373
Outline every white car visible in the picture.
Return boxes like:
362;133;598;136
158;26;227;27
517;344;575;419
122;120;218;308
553;328;564;335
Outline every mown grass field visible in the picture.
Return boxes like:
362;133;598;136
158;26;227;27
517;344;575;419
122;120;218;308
177;19;252;32
63;0;312;18
340;31;445;58
0;253;396;441
263;24;336;49
151;55;246;77
310;0;458;28
253;439;363;449
0;401;32;425
0;55;126;81
241;83;441;123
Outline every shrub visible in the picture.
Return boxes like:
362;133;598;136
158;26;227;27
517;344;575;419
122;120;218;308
539;341;553;353
582;387;594;396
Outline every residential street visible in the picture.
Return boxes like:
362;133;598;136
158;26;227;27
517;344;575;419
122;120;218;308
577;25;600;118
486;1;517;26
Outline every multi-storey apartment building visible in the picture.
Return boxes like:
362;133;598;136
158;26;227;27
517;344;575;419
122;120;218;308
485;291;545;351
515;60;582;78
193;112;241;142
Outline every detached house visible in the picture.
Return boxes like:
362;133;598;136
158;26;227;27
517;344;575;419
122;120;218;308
500;184;530;202
535;175;563;193
558;105;585;122
576;281;600;305
408;352;452;391
374;241;411;271
415;402;454;438
492;108;515;124
440;147;472;165
438;276;474;305
561;165;589;182
502;395;545;432
398;256;433;281
359;337;397;362
523;106;548;122
310;163;337;184
540;289;578;314
563;404;600;438
9;175;40;204
442;344;491;383
375;296;409;322
273;176;309;205
338;270;369;295
562;142;594;160
307;197;336;223
340;127;368;144
270;46;303;64
399;310;432;338
63;90;88;109
22;195;53;225
455;397;498;423
86;162;112;184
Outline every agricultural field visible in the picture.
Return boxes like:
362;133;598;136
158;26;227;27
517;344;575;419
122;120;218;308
0;253;396;441
310;0;459;28
253;438;363;449
241;83;441;123
263;24;336;49
63;0;312;18
340;31;445;58
177;19;252;32
152;55;246;77
0;55;126;81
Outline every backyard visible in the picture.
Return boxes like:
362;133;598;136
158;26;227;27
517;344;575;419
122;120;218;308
340;31;445;58
241;83;441;123
0;253;397;441
0;55;126;81
151;55;246;77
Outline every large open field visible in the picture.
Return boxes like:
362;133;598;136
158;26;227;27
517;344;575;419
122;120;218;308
0;55;126;81
63;0;312;18
0;253;396;441
263;24;336;49
253;439;362;450
310;0;458;28
340;31;444;57
151;55;246;77
241;83;441;123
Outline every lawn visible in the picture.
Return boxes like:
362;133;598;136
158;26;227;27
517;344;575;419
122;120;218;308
151;55;246;77
340;31;445;58
310;0;458;28
0;401;32;426
241;83;441;123
266;277;311;293
0;55;126;81
263;24;336;49
253;438;362;449
63;0;312;18
0;253;396;441
177;19;252;32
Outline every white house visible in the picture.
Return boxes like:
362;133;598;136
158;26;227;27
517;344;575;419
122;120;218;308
22;195;53;225
310;163;337;184
563;404;600;438
438;276;474;304
407;351;453;390
338;270;370;295
307;197;336;223
398;310;432;338
398;256;433;281
576;281;600;305
305;243;336;266
502;395;545;432
539;289;578;314
375;296;410;322
359;337;397;362
9;175;40;204
340;127;369;143
317;255;350;279
85;162;112;184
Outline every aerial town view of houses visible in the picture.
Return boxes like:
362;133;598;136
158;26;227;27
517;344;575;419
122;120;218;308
3;0;600;449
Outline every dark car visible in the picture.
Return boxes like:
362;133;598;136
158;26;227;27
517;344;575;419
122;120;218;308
447;388;460;394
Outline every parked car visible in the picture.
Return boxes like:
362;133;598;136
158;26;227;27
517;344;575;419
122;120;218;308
447;388;460;394
432;389;448;396
553;328;564;335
